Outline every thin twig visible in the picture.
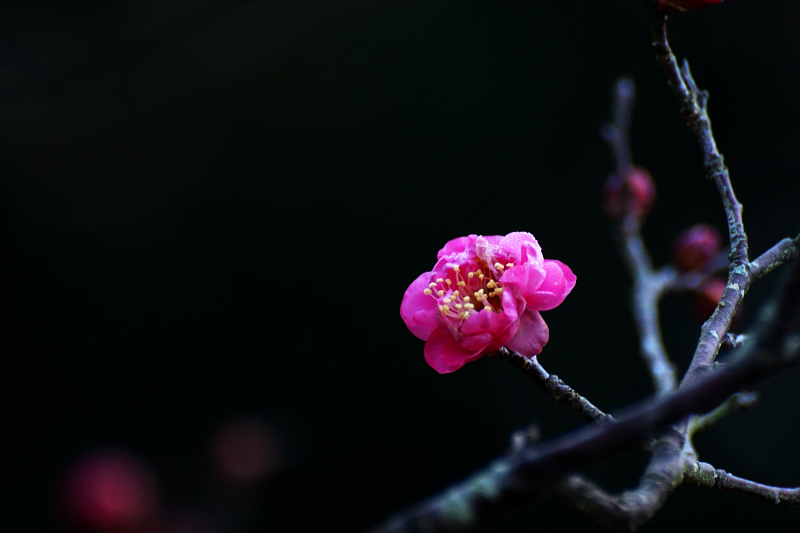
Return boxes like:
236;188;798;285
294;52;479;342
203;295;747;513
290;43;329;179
600;76;636;172
750;236;799;282
619;219;679;394
687;391;759;435
603;77;678;395
684;462;800;506
489;348;614;425
652;15;749;377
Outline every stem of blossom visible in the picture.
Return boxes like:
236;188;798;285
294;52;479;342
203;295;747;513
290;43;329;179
687;391;759;436
489;348;614;425
683;462;800;507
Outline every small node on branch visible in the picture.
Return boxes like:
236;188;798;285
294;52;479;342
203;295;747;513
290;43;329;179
721;333;748;352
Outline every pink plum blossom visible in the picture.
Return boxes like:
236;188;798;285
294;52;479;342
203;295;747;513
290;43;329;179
400;232;576;374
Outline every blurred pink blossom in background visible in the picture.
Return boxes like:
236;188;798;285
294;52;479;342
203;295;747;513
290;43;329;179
59;449;160;533
211;417;280;485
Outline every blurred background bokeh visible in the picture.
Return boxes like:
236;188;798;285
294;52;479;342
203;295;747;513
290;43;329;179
3;1;799;531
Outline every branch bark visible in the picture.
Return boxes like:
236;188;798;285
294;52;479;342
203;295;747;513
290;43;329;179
684;461;800;507
489;348;614;425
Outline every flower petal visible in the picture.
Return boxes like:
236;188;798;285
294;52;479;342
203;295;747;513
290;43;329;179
506;309;549;357
458;288;521;353
437;235;476;260
499;263;546;299
525;260;577;311
460;289;521;338
499;232;543;266
424;327;483;374
400;271;438;340
476;235;505;264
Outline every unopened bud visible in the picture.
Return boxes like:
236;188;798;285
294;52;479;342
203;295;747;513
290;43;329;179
672;224;722;272
603;166;656;219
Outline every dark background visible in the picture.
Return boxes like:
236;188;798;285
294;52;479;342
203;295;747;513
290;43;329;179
3;0;799;531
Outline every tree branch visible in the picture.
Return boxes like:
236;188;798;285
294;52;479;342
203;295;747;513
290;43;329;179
373;254;800;532
603;76;678;395
652;14;750;378
750;236;800;282
489;348;614;425
687;391;759;435
377;16;800;533
684;461;800;507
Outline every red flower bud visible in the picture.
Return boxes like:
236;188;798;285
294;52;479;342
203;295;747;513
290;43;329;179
603;166;656;219
672;223;722;272
656;0;724;13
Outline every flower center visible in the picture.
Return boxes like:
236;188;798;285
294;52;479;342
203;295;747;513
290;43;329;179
423;261;514;321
